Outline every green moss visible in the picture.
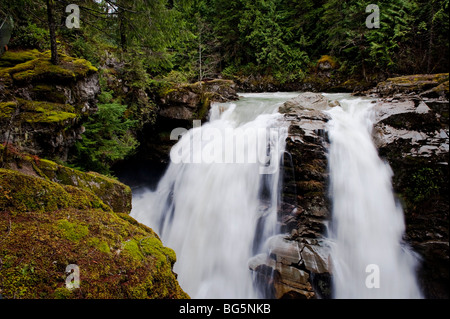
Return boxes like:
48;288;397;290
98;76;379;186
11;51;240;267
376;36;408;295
383;73;449;91
53;287;73;299
0;101;17;118
0;49;98;83
56;219;89;242
0;168;71;213
317;55;338;69
62;185;111;212
0;147;188;299
405;167;441;205
140;237;177;267
123;239;145;261
0;49;41;67
88;237;111;254
12;99;77;124
33;159;131;213
32;84;67;103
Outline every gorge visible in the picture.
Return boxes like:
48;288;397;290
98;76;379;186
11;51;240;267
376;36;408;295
1;0;449;303
127;89;447;299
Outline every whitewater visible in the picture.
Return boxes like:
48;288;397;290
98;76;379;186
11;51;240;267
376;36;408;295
325;94;422;299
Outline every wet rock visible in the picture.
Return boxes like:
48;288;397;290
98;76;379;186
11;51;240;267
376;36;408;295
159;79;239;122
249;234;332;299
279;92;336;113
372;95;449;299
250;93;333;299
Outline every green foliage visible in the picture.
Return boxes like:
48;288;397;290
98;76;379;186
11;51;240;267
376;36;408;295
3;0;449;100
10;23;50;51
407;167;441;204
74;103;139;174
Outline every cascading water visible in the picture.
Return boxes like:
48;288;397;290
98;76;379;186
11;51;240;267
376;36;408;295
325;94;422;299
131;93;296;298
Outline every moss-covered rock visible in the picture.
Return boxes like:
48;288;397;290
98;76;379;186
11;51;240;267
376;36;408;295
0;49;41;68
0;146;131;214
158;79;238;121
0;166;188;299
36;159;132;214
316;55;338;71
1;99;77;124
376;73;449;97
0;49;100;160
0;50;97;84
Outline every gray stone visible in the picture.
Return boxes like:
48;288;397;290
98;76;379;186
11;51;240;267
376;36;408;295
266;235;301;265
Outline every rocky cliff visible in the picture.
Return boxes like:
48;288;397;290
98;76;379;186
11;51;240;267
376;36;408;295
136;79;239;163
0;49;100;161
372;90;449;298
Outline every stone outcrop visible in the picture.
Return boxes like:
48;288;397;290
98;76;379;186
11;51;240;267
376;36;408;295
249;92;335;299
138;79;239;163
373;73;449;99
158;79;239;122
0;50;100;161
372;95;449;299
0;146;188;299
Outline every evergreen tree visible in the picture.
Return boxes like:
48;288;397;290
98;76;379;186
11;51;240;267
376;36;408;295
74;102;139;174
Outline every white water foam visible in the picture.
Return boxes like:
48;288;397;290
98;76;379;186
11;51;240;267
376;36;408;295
131;93;294;298
325;95;422;299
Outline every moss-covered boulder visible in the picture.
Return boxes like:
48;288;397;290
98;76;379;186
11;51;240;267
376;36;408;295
35;159;132;214
0;166;188;299
0;49;100;160
0;144;131;214
375;73;449;98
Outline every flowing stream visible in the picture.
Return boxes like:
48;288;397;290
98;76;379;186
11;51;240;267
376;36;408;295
131;93;296;298
131;92;422;299
325;93;422;298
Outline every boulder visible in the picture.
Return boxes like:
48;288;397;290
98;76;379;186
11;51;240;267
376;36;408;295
159;79;239;122
0;147;188;299
279;91;337;113
0;144;131;214
249;235;332;299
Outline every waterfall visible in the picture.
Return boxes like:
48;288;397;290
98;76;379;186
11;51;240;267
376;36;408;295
325;95;422;299
131;93;295;298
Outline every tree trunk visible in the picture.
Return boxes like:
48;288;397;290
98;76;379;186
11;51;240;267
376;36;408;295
427;5;435;74
46;0;59;65
118;7;127;52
